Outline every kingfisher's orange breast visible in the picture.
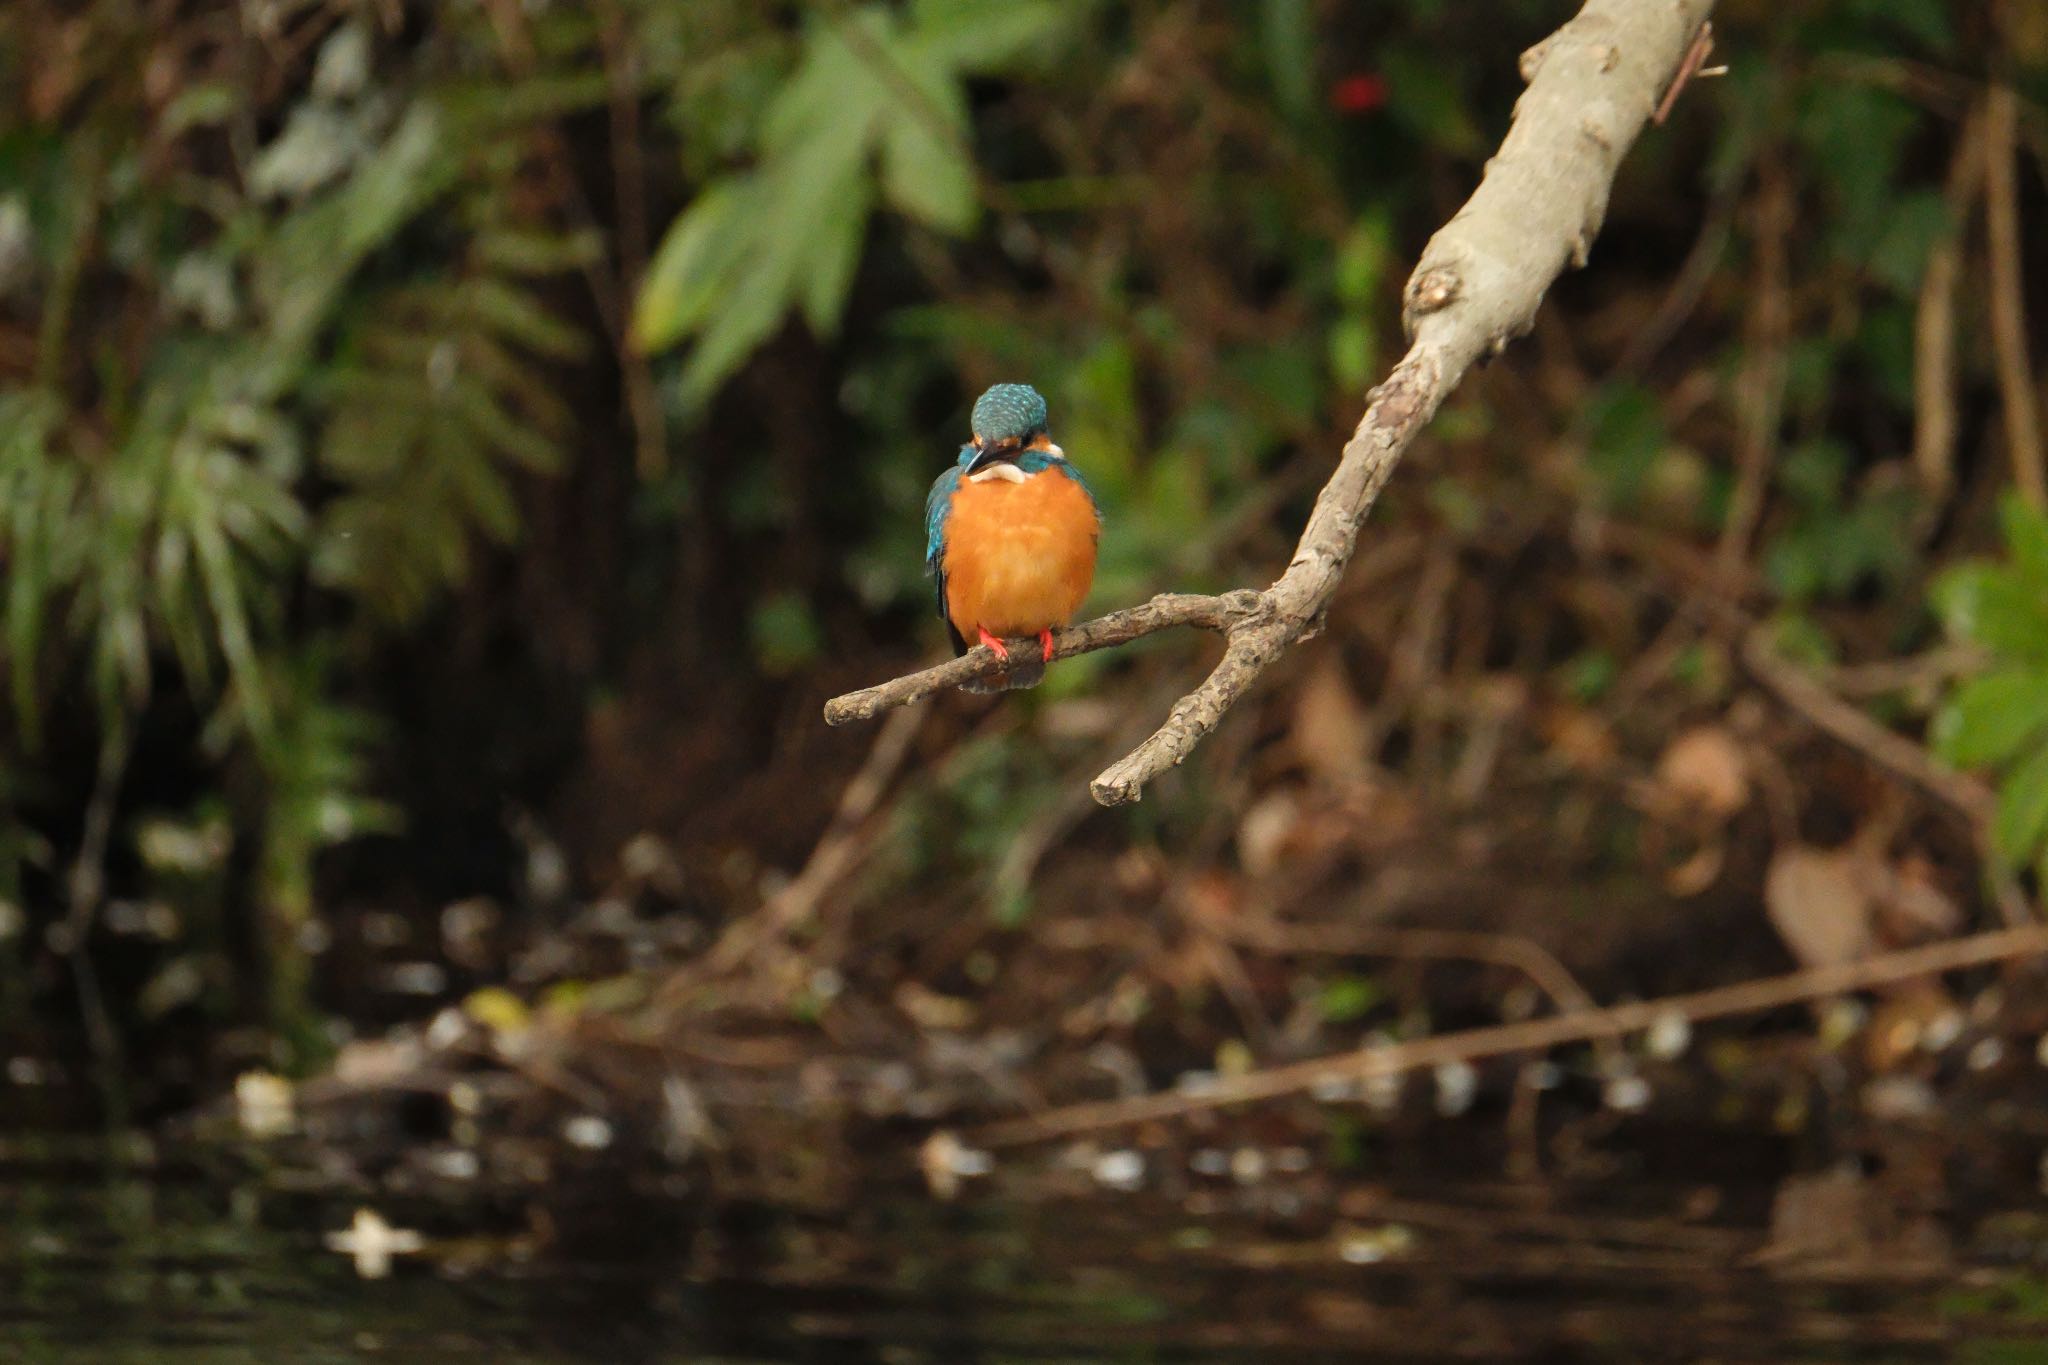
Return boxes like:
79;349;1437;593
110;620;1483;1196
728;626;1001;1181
942;468;1099;640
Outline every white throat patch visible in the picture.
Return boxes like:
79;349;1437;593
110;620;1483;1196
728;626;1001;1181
968;463;1030;484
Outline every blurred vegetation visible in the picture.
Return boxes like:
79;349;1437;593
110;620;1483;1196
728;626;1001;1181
0;0;2045;1099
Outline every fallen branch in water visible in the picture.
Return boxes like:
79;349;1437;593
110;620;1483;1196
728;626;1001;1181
969;924;2048;1148
826;0;1718;806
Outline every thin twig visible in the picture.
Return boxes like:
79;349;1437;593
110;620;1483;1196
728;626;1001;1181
64;721;130;1097
969;924;2048;1147
1715;162;1790;582
1653;21;1718;126
1984;84;2047;511
596;0;667;480
696;703;928;977
1912;102;1986;507
1738;626;1995;825
1218;919;1606;1025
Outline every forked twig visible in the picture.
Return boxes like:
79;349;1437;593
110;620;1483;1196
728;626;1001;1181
826;0;1720;807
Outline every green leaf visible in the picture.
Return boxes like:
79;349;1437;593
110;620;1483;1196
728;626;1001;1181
470;277;585;359
1334;212;1391;305
476;227;602;276
1999;492;2048;584
1993;743;2048;870
763;14;884;155
1797;84;1917;235
1260;0;1315;123
750;592;824;674
1318;975;1382;1023
1842;0;1956;55
801;177;873;334
1328;319;1373;390
631;181;754;354
1933;670;2048;768
1584;382;1666;508
255;104;455;371
878;82;977;233
1935;565;2048;664
675;265;798;412
906;0;1073;72
1867;191;1952;296
1379;46;1484;158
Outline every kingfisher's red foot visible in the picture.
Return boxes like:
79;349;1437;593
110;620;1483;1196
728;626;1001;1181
976;627;1011;663
1038;629;1055;663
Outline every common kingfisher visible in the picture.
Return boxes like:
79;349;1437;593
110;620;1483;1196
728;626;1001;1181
925;384;1100;692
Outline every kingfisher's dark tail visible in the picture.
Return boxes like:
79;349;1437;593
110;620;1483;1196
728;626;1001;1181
959;659;1045;693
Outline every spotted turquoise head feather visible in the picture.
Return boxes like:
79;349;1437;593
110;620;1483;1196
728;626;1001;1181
970;384;1049;444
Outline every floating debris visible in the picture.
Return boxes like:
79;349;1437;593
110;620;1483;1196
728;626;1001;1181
1433;1061;1478;1117
1091;1149;1145;1192
1921;1010;1966;1053
1818;998;1869;1051
1646;1010;1693;1061
661;1075;720;1164
422;1148;480;1181
1363;1068;1405;1115
382;962;448;997
1603;1073;1652;1113
562;1115;614;1151
1337;1224;1416;1264
325;1208;426;1280
1968;1038;2005;1072
1863;1075;1938;1121
918;1129;994;1200
233;1070;295;1139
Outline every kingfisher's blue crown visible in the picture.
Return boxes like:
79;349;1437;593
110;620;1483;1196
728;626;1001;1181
971;384;1049;442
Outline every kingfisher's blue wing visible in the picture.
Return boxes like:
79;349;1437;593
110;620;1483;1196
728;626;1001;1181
924;462;968;653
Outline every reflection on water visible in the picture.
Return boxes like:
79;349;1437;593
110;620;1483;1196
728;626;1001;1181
2;1134;2043;1364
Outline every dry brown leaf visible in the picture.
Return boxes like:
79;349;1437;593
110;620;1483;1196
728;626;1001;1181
1237;791;1303;878
1654;725;1751;821
1177;869;1243;927
1291;657;1373;784
1542;705;1619;773
1871;853;1963;942
894;982;977;1032
1864;979;1957;1071
1763;845;1875;969
1664;840;1725;897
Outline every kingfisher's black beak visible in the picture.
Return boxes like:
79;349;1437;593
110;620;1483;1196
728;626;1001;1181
964;436;1020;475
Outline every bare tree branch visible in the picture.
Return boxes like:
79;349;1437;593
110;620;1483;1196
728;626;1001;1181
968;923;2048;1148
826;0;1718;807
